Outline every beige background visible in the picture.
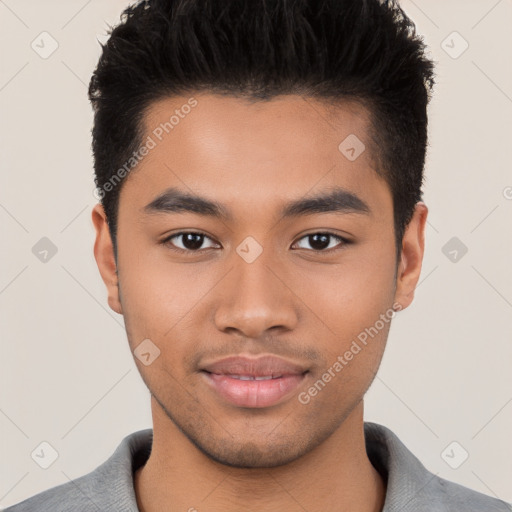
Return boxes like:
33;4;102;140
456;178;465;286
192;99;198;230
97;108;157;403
1;0;511;508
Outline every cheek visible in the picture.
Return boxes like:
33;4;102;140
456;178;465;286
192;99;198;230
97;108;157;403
116;242;200;341
291;246;396;377
296;249;396;335
296;266;395;411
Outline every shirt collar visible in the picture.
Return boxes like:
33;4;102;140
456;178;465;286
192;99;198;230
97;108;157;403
92;422;502;511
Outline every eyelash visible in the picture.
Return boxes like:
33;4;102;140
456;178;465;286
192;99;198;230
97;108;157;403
160;231;351;255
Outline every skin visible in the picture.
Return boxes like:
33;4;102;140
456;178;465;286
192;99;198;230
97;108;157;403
92;93;427;512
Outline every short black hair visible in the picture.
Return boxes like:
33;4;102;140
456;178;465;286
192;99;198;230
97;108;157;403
89;0;435;262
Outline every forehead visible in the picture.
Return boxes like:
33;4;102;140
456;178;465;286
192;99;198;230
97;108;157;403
119;92;390;222
143;93;374;163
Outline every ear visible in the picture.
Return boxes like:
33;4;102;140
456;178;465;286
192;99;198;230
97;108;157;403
91;203;123;315
393;202;428;310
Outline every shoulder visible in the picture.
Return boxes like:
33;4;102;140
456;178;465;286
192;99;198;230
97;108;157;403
2;429;153;512
420;474;512;512
2;475;101;512
364;422;512;512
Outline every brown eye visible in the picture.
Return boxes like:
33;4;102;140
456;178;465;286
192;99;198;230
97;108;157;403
293;232;349;252
162;232;219;252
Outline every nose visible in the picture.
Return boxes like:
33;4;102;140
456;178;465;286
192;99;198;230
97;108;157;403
213;250;299;339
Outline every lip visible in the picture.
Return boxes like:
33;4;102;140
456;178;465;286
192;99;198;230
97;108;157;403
200;355;308;408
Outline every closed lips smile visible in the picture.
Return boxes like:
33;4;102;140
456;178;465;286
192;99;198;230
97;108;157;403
200;355;308;408
223;374;282;380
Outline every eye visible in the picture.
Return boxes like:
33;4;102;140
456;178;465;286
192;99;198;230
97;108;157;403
292;232;350;252
161;231;350;255
162;231;220;253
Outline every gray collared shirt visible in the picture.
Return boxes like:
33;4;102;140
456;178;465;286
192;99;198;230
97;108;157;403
4;422;511;511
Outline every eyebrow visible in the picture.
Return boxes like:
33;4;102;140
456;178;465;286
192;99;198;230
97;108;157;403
142;186;371;221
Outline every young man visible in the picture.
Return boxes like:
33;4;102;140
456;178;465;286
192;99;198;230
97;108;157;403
5;0;511;511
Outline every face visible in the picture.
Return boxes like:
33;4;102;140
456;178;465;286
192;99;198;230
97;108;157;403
93;93;426;468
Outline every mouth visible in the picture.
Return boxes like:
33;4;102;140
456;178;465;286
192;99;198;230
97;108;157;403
218;374;283;381
200;355;309;408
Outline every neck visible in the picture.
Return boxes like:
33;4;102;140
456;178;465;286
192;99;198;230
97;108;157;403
134;398;386;512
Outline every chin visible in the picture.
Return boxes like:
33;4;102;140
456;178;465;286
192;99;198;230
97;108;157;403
195;439;308;468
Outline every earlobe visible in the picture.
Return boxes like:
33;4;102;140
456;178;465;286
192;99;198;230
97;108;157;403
91;204;123;315
393;202;428;311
